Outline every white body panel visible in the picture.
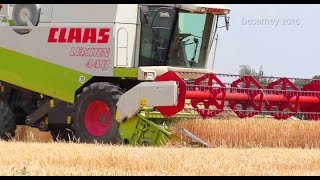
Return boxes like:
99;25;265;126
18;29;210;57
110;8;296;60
114;4;139;68
39;4;53;23
116;81;178;122
138;66;212;80
51;4;118;23
37;4;139;69
114;24;137;68
0;26;115;76
115;4;138;23
0;4;139;76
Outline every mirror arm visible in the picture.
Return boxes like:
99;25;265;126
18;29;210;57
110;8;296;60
224;15;230;31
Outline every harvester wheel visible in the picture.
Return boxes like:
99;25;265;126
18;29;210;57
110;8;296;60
12;4;41;34
51;128;75;142
71;82;122;143
0;100;16;140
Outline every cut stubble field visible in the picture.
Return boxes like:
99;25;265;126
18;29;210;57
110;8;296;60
1;142;320;176
2;117;320;175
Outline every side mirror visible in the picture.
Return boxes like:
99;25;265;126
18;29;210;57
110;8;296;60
224;15;230;31
140;6;149;24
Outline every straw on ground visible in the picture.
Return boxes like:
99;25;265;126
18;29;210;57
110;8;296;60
1;142;320;176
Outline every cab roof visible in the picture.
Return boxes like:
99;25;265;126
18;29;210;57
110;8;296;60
178;4;230;14
143;4;230;15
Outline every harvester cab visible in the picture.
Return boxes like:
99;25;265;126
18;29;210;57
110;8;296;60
2;4;319;147
137;4;230;69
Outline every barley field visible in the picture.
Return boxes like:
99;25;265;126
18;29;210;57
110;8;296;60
173;117;320;148
14;117;320;148
3;118;320;175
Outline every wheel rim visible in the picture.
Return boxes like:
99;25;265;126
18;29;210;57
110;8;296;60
84;100;112;137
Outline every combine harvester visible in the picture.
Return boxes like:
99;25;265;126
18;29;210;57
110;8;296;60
0;4;319;146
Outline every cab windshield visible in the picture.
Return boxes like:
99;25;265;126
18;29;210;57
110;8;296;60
168;12;216;68
139;6;217;69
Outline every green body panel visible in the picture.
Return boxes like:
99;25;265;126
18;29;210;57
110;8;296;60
118;113;172;146
118;108;200;146
139;110;198;119
0;47;92;103
114;68;138;78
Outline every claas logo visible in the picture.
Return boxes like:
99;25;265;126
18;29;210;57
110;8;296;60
48;28;110;44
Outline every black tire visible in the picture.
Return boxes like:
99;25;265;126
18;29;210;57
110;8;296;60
51;128;75;142
0;100;16;140
9;89;38;125
12;4;40;34
71;82;122;144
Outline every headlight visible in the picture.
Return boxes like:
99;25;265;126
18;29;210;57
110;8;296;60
224;9;230;14
144;72;156;80
200;7;206;13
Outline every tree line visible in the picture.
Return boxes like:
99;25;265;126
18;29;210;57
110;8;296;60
239;65;320;87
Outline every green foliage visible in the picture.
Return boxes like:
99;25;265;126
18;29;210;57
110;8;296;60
238;65;272;87
239;65;320;88
239;65;258;76
293;74;320;88
293;79;307;88
312;75;320;79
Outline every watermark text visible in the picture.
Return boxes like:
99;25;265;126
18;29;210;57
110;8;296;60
242;17;301;27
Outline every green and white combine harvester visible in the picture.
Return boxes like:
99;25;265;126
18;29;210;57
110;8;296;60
3;4;320;146
0;4;232;146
